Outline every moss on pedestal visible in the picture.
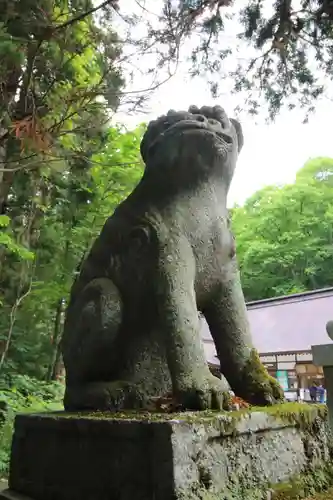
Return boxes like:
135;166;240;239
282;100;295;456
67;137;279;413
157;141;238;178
177;464;333;500
270;464;333;500
8;401;331;500
42;401;327;436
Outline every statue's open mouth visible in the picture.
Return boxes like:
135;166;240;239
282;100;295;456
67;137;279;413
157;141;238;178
161;119;233;147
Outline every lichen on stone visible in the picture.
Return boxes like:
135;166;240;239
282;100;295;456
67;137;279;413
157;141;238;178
43;401;327;435
176;463;333;500
269;463;333;500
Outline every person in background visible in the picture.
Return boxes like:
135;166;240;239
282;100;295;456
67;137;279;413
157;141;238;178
309;381;318;403
317;383;325;404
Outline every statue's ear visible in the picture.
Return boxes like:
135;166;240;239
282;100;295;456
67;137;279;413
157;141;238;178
140;125;152;164
230;118;244;153
140;117;164;164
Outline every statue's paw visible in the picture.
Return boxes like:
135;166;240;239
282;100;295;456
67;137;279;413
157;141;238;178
267;375;285;403
247;375;285;406
240;372;285;407
233;349;284;406
175;374;231;411
232;350;285;406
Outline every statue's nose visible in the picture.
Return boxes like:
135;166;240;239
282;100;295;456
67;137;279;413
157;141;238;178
194;115;221;129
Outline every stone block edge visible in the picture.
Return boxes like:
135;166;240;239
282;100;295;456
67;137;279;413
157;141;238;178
0;489;32;500
13;402;327;437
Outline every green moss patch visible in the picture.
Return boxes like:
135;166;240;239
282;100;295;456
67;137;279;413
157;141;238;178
236;402;327;429
270;464;333;500
307;487;333;500
176;464;333;500
240;349;285;404
35;402;327;431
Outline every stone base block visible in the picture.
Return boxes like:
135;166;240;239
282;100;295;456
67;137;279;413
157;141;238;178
3;404;331;500
0;490;30;500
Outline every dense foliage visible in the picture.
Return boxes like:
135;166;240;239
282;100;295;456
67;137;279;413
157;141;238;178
0;124;144;381
0;374;64;476
232;156;333;300
0;0;143;380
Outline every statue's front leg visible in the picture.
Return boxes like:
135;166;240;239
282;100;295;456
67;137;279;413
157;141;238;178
203;263;284;405
156;240;230;411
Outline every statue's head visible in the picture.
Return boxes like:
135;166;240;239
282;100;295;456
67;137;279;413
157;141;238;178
140;105;243;188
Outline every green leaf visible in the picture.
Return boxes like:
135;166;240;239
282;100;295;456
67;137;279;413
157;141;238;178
0;215;10;228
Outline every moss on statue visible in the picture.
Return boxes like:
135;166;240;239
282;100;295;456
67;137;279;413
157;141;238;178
237;349;285;405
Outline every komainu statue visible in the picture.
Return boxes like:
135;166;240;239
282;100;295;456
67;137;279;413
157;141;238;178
61;105;284;412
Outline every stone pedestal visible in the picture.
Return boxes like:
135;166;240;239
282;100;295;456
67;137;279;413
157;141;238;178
312;320;333;429
0;405;331;500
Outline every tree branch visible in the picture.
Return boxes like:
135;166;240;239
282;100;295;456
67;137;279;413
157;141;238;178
54;0;119;32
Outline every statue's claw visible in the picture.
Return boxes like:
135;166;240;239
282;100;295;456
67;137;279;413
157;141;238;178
175;373;232;411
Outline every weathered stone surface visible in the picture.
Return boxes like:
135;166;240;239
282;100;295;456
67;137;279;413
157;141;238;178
61;104;283;413
312;321;333;430
4;405;331;500
312;343;333;366
0;489;30;500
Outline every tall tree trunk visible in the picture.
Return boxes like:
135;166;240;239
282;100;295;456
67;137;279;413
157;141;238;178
0;170;14;215
51;350;64;381
0;56;23;214
47;299;64;381
0;263;33;373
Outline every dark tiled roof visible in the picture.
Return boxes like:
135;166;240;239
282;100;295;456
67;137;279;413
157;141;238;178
201;287;333;357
